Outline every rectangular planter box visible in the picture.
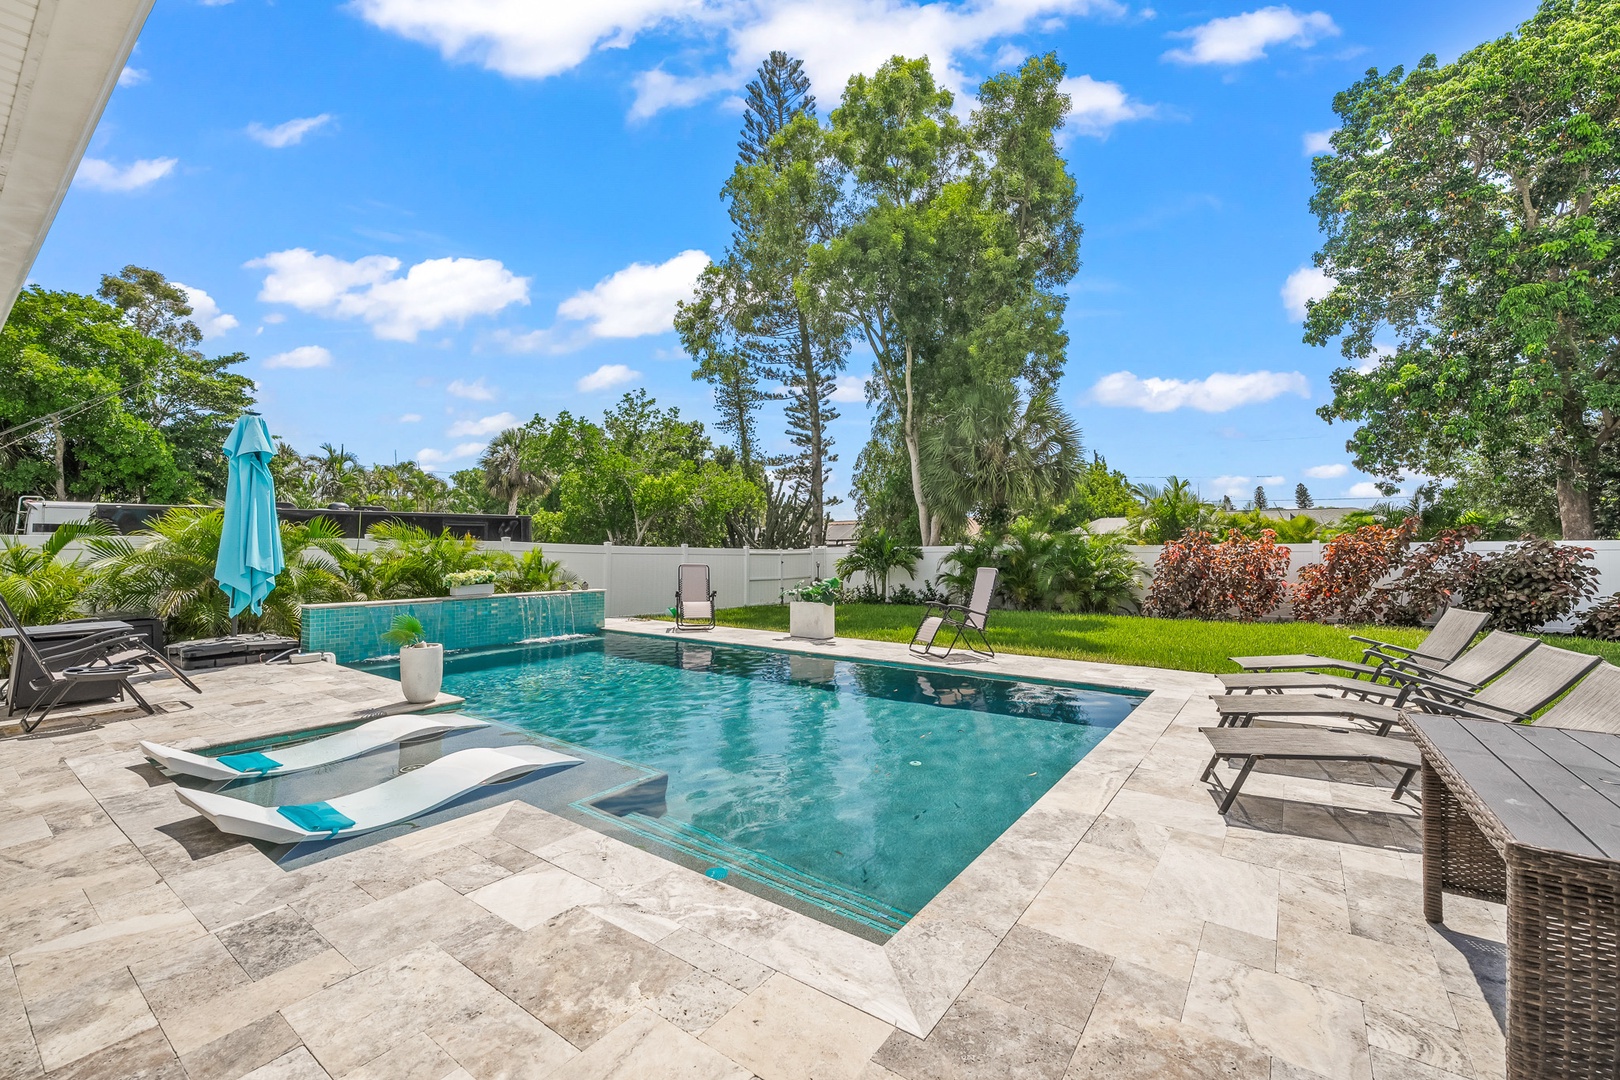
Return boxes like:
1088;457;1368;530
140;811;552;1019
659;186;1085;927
449;583;496;598
789;601;835;640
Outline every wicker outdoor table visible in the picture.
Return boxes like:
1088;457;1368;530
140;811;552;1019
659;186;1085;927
1405;715;1620;1080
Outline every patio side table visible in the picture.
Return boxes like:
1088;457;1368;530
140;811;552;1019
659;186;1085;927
1405;715;1620;1080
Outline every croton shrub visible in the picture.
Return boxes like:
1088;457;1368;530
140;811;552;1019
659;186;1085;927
1291;521;1417;623
1573;593;1620;640
1145;529;1291;621
1460;537;1599;631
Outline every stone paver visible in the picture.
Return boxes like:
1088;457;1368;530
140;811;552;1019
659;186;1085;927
0;623;1508;1079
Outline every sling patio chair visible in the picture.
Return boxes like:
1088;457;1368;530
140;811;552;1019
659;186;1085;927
0;598;153;733
1212;642;1602;736
911;566;998;660
673;563;717;631
1529;661;1620;734
1200;645;1606;813
1228;607;1489;678
0;594;200;705
1216;629;1538;702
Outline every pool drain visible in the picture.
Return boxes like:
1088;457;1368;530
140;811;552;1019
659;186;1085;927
397;763;426;774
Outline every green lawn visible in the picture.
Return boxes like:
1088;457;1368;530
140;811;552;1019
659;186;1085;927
670;604;1620;675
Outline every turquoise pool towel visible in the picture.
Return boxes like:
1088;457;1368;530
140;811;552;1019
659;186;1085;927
276;802;354;837
217;751;281;774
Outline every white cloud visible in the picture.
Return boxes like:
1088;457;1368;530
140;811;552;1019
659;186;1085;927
118;66;148;87
447;377;497;401
246;114;333;148
262;312;286;324
1060;75;1155;138
263;345;333;369
448;411;518;437
1088;370;1310;413
399;413;423;422
576;364;640;393
173;283;239;339
1259;475;1284;486
75;157;177;192
1347;481;1386;499
1302;128;1335;155
1304;463;1348;479
557;250;709;340
1210;475;1250;498
1282;266;1332;321
248;248;529;341
1164;6;1338;65
353;0;1126;120
830;374;867;403
417;442;487;470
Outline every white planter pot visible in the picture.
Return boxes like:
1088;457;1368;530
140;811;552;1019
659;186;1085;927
399;643;444;703
790;601;835;640
449;583;496;598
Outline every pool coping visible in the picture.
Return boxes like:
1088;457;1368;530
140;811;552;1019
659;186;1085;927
600;616;1216;1036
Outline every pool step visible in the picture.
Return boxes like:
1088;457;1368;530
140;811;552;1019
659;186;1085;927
618;812;912;936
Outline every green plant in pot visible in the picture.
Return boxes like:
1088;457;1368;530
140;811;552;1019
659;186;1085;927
787;577;840;641
382;614;443;703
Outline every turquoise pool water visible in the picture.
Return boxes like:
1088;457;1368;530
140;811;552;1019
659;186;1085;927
363;632;1143;934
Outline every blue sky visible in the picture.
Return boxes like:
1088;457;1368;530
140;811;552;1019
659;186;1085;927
32;0;1537;509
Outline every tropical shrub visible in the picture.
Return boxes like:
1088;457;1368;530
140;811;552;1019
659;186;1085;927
365;521;487;599
836;528;922;601
1144;530;1291;621
1292;520;1418;623
0;521;112;625
89;507;351;639
1379;527;1481;626
497;549;572;593
1127;477;1217;544
1459;538;1599;631
998;519;1064;610
1049;531;1141;615
1219;512;1322;543
1573;593;1620;641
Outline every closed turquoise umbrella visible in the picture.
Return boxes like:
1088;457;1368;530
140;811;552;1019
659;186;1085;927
215;412;284;617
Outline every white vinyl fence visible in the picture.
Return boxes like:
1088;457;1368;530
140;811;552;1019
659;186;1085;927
495;538;1620;632
22;534;1620;631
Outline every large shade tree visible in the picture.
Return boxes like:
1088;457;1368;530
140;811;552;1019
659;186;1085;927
1305;0;1620;538
814;53;1082;544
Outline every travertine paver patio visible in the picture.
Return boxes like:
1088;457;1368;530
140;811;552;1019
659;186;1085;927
0;622;1508;1080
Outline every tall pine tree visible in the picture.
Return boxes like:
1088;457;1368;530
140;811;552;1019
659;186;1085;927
677;51;847;545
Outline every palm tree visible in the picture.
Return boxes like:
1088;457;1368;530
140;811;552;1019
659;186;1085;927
309;444;361;504
1127;477;1218;544
366;521;486;598
922;384;1082;538
480;428;550;515
0;520;113;624
89;508;351;639
836;527;922;601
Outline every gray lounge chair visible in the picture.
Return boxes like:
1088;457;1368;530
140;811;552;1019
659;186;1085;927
1229;607;1489;677
911;566;997;659
1216;630;1537;701
673;563;717;631
1201;646;1605;813
1200;727;1423;813
1213;643;1602;735
1516;659;1620;734
0;599;152;733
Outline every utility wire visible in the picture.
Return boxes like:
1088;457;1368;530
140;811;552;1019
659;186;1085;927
0;386;131;453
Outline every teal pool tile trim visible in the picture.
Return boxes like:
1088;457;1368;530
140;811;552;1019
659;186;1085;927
300;589;605;663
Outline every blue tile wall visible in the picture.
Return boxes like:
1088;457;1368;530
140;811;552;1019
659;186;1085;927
300;589;606;663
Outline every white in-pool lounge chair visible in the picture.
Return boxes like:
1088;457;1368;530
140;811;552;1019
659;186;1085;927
139;713;490;781
175;745;581;843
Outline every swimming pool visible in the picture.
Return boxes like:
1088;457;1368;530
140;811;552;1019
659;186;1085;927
353;632;1143;935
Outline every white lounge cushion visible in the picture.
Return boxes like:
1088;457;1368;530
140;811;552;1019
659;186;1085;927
141;714;489;781
175;745;581;844
681;601;713;618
